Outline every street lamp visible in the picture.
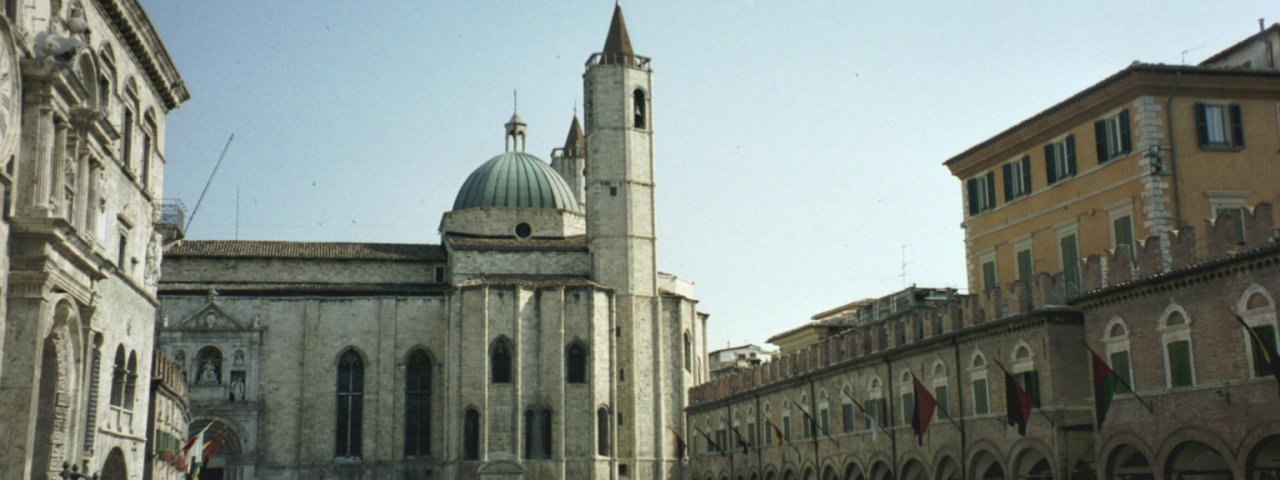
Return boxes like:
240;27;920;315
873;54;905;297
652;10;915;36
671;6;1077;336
59;461;100;480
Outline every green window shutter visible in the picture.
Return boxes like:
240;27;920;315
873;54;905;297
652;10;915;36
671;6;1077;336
1094;119;1109;163
902;393;914;425
967;178;979;216
1065;135;1077;176
1113;215;1134;258
982;261;997;291
748;423;756;445
1119;109;1131;153
1110;350;1132;393
820;409;829;435
1061;234;1080;295
783;416;791;441
1228;104;1245;147
1195;103;1209;146
973;379;989;415
1016;249;1033;282
1168;340;1193;387
1002;163;1014;202
1044;144;1058;184
936;386;949;418
842;404;854;433
1021;155;1032;194
1251;325;1278;378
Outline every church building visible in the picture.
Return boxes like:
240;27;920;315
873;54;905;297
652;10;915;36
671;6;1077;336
157;5;709;479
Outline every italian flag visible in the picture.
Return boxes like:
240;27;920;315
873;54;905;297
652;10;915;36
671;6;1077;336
1088;346;1121;427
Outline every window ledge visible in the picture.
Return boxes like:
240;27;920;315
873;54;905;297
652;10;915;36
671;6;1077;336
1198;144;1244;152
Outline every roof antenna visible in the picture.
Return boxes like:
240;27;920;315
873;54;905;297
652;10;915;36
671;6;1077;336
573;99;578;116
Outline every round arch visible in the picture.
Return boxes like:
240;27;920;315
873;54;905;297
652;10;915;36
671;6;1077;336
1011;443;1054;479
1246;435;1280;479
821;464;838;480
867;460;893;480
190;417;247;480
1165;440;1234;479
900;457;928;480
969;449;1004;480
1106;443;1155;479
31;297;84;478
934;455;961;480
842;461;865;480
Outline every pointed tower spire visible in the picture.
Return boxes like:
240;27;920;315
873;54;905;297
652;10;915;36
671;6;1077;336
602;3;633;59
562;113;584;158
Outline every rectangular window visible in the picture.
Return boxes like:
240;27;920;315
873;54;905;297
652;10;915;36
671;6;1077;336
1195;103;1245;148
966;171;997;216
1215;207;1247;245
1251;325;1278;378
865;399;886;429
1015;248;1033;282
747;422;756;446
1002;155;1032;202
901;392;914;425
1110;350;1133;393
982;259;997;292
1044;135;1077;185
1060;233;1081;297
1095;110;1132;163
782;416;791;442
1167;340;1194;387
841;403;855;433
935;385;949;418
1113;215;1135;259
765;421;773;445
973;379;989;415
819;408;829;436
801;412;812;438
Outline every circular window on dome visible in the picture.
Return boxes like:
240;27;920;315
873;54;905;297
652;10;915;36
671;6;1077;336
514;222;532;239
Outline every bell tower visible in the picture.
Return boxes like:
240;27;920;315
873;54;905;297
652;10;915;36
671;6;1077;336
584;4;676;479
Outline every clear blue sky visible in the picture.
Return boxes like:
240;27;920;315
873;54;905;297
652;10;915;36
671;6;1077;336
146;1;1276;351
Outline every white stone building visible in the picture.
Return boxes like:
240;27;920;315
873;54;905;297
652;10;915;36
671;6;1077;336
0;0;187;478
157;5;709;479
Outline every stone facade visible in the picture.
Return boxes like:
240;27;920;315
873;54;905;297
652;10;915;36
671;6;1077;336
0;1;187;479
145;350;190;480
156;5;708;479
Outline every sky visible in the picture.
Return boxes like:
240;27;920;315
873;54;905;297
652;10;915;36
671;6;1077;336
145;1;1277;352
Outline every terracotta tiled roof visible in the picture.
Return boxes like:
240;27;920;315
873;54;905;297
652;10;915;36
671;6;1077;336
159;281;448;296
446;234;588;252
943;63;1280;167
455;275;608;290
165;240;444;261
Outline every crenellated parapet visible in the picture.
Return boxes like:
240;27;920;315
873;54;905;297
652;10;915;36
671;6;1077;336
691;204;1279;407
151;349;188;401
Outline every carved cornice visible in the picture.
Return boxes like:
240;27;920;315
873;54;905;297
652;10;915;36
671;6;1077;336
89;0;189;110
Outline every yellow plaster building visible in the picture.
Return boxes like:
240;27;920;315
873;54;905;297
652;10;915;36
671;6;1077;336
946;24;1280;297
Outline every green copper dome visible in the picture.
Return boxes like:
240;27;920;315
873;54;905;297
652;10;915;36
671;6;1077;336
452;152;582;213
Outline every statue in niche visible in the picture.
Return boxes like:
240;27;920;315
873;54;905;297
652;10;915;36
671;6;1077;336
233;349;245;366
144;236;160;290
200;360;218;383
229;371;246;402
174;350;185;368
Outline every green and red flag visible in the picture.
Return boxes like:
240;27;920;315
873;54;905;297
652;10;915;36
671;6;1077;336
910;376;937;445
1086;345;1122;427
1234;313;1280;396
1003;369;1032;435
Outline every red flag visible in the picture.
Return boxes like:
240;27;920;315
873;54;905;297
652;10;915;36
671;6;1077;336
202;438;225;462
1004;369;1032;435
911;376;938;445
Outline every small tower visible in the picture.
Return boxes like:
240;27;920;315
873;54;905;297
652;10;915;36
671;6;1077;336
505;111;526;153
550;113;586;205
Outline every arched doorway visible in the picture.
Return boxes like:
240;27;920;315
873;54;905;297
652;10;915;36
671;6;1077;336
1015;448;1053;479
971;450;1004;479
936;456;961;480
1108;444;1154;479
868;462;892;480
31;304;80;480
843;463;865;480
1247;435;1280;479
1166;441;1233;479
901;459;928;480
100;448;127;480
822;465;838;480
188;419;245;480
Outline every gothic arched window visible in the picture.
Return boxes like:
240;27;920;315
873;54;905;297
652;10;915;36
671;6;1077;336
464;408;481;460
633;89;647;129
683;332;692;373
491;338;512;384
109;346;125;406
335;349;364;458
524;409;536;459
124;352;138;410
404;349;432;457
566;343;587;384
597;407;609;456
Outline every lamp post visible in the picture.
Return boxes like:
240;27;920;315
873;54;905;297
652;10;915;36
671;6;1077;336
59;461;100;480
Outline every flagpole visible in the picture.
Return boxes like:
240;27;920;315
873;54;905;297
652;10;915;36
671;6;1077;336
1079;340;1155;413
908;371;963;433
1231;310;1280;397
842;387;896;441
993;359;1057;428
